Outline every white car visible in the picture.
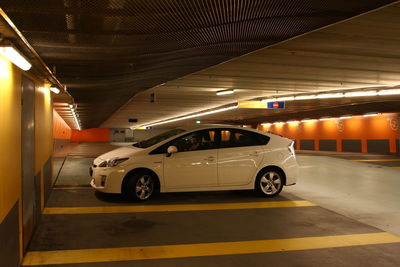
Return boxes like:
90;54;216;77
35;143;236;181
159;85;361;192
90;125;298;201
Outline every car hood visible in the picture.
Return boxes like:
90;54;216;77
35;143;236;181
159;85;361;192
94;146;143;165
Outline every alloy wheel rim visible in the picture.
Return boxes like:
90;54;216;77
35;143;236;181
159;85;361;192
135;175;154;200
260;171;282;195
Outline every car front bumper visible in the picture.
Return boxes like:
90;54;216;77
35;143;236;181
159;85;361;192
90;166;126;194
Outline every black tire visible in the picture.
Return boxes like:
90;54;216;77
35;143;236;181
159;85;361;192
255;168;284;197
124;171;156;201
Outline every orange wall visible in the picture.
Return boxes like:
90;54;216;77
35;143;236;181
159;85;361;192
53;109;71;140
258;113;399;153
71;128;110;142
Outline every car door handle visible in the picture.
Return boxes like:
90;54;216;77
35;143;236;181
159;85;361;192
204;156;215;161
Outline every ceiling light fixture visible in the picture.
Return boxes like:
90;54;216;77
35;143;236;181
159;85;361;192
294;95;317;100
301;119;317;122
378;89;400;95
68;103;81;130
287;120;299;124
216;89;235;95
340;115;352;119
138;105;238;128
319;117;331;121
317;93;344;99
0;41;32;71
261;123;272;126
363;113;379;117
49;87;60;94
344;91;377;97
273;122;285;125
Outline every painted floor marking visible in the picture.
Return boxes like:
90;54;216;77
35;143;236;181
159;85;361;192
43;200;316;215
22;232;400;266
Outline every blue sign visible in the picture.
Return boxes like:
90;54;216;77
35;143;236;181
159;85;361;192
267;101;285;109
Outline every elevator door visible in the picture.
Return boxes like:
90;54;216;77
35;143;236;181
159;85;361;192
21;76;36;250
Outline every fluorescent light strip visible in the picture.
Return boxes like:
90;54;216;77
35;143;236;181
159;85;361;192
262;88;400;103
301;119;317;122
287;120;299;124
0;45;32;71
69;104;81;130
317;93;344;99
273;122;285;125
140;105;238;128
319;117;331;121
261;123;271;126
378;89;400;95
216;89;234;95
344;91;377;97
340;115;352;119
49;87;60;94
363;113;379;117
295;95;316;100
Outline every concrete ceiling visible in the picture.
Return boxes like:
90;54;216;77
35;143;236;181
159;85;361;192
1;0;397;129
101;2;400;129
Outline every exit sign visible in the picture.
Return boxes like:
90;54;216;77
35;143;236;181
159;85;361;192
267;101;285;109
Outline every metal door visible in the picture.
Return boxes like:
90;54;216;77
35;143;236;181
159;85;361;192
21;76;36;250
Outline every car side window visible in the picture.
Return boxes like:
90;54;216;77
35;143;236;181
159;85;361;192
220;129;270;148
150;130;217;154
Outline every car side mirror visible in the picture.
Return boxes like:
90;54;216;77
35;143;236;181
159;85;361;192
166;145;178;157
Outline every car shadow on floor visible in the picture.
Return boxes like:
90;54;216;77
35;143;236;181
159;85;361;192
94;190;301;205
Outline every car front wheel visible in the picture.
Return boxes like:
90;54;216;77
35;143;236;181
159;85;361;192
125;171;155;201
256;168;284;197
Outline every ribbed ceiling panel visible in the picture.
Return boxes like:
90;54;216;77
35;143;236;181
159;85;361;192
0;0;395;128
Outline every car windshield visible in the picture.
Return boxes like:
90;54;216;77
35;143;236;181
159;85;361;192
132;128;186;148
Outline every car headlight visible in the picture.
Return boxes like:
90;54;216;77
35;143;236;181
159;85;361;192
99;158;129;167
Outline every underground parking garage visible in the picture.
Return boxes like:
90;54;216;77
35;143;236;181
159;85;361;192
1;0;400;266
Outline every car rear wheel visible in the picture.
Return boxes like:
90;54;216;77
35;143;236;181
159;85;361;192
125;171;155;201
256;168;284;197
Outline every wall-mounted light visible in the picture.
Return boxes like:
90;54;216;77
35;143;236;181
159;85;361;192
340;115;352;119
49;86;60;94
261;123;271;126
196;120;201;124
363;113;379;117
216;89;235;95
0;41;32;71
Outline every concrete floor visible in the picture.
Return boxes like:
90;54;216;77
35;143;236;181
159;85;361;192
24;143;400;266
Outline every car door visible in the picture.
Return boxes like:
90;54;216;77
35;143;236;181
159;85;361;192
217;129;270;186
163;129;218;189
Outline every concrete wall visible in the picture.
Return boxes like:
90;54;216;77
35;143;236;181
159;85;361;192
53;109;71;152
259;113;400;154
0;53;54;266
0;53;22;267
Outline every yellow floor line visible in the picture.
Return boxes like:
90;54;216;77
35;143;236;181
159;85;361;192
22;232;400;266
352;159;400;162
43;200;316;215
53;187;93;190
